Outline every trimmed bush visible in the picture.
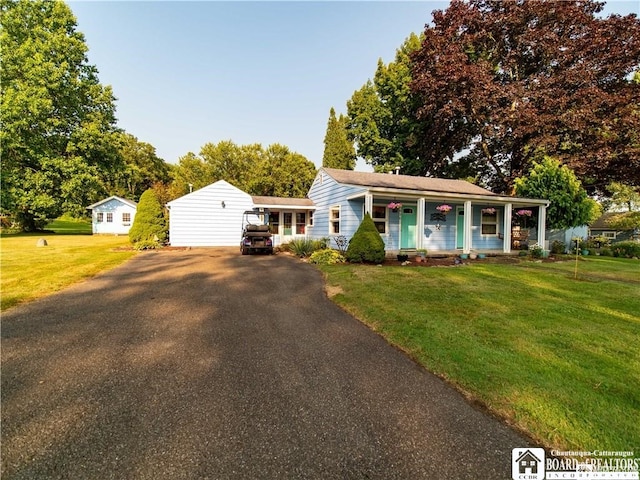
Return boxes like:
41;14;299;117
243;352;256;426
129;189;167;246
551;240;566;254
309;249;345;265
612;241;640;258
346;213;386;263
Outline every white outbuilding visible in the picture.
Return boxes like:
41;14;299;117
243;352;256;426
166;180;316;247
87;196;137;235
166;180;254;247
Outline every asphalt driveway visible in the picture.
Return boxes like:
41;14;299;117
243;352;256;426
2;248;533;479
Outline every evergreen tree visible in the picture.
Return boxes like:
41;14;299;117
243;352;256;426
346;213;386;263
129;189;168;247
322;107;356;170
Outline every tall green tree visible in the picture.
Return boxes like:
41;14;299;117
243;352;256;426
410;0;640;193
103;132;170;201
1;0;119;230
322;107;355;170
250;144;317;197
514;157;600;229
346;33;423;174
171;141;316;198
606;182;640;212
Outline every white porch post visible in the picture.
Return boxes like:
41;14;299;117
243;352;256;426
537;205;547;249
416;198;425;249
364;192;373;215
504;203;512;253
463;200;472;254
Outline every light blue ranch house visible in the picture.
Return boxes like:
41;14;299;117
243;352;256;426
307;168;549;255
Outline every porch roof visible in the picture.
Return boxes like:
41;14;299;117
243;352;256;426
323;168;496;196
252;195;316;210
324;168;548;206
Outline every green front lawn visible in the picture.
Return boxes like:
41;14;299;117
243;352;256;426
318;256;640;451
1;233;136;310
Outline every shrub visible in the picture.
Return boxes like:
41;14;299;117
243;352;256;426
600;248;613;257
346;214;386;263
129;189;168;246
133;239;161;250
309;249;345;265
530;244;545;258
288;238;327;257
551;240;566;254
612;241;640;258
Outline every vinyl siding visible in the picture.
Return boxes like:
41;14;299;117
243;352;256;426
167;180;254;247
307;171;366;247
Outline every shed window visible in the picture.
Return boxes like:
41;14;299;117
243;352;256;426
97;212;103;223
106;213;113;223
481;211;498;235
330;206;340;234
122;212;131;224
372;205;387;234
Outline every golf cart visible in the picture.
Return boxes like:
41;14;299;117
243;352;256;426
240;209;274;255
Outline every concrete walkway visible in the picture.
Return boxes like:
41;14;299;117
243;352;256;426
1;249;532;479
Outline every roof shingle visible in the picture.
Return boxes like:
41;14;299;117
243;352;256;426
322;168;497;196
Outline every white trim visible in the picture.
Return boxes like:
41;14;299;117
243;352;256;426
329;205;341;235
463;200;472;254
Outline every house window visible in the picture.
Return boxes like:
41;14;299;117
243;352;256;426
481;211;498;235
330;206;340;234
268;212;280;234
308;210;314;227
296;212;306;234
283;213;292;235
122;212;131;224
602;231;617;239
106;212;113;223
372;205;387;234
97;212;103;223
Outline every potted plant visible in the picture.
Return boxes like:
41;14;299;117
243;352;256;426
436;204;452;214
415;249;427;263
388;202;403;212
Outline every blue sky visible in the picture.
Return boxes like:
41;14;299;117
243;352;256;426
69;1;639;170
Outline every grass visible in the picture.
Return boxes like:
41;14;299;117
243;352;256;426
1;231;136;310
318;256;640;451
44;216;92;235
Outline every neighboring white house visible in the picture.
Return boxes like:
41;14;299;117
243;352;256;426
87;196;137;235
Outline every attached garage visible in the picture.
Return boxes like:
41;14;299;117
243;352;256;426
167;180;254;247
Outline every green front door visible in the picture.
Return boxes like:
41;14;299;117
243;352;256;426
400;206;417;249
456;208;464;249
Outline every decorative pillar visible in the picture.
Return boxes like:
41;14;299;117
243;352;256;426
364;192;373;216
537;205;547;249
463;200;472;254
504;203;512;253
416;198;425;250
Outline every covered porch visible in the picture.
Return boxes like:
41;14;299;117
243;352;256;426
348;189;549;255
